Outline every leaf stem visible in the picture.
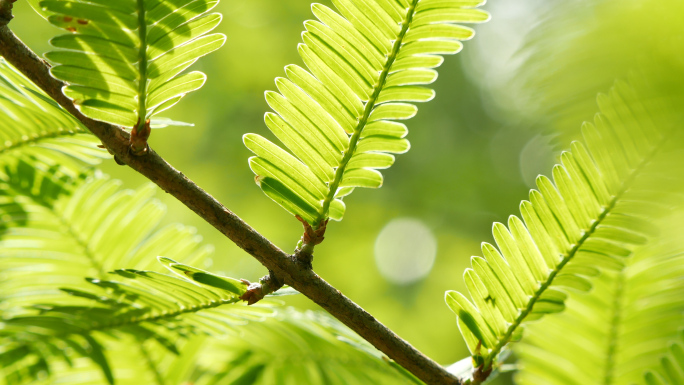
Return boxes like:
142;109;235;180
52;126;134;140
315;0;419;229
603;270;625;385
136;0;147;127
4;182;108;278
130;0;151;155
85;295;242;332
0;130;85;156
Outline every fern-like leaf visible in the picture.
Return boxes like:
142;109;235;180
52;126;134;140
0;59;105;173
0;167;286;384
0;165;288;384
645;331;684;385
36;0;226;128
444;81;684;368
0;173;214;313
244;0;489;226
0;265;278;384
191;309;421;385
0;334;203;385
514;215;684;385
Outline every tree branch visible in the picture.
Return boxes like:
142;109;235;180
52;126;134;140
0;0;14;27
0;21;462;385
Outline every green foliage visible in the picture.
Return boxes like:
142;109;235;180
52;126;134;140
0;265;279;381
191;309;422;385
514;218;684;385
444;81;684;368
3;0;684;384
0;59;105;174
0;168;280;384
502;0;684;144
0;63;276;383
33;0;226;128
243;0;489;226
644;331;684;385
0;57;409;385
0;172;213;312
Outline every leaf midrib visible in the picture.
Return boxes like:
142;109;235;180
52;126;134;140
603;270;625;385
486;135;667;363
3;173;106;279
315;0;420;228
0;130;85;156
136;0;148;129
4;296;245;381
61;295;241;334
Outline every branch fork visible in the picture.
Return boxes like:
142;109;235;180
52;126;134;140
471;364;493;385
130;118;151;156
294;215;328;268
239;270;283;305
240;216;328;305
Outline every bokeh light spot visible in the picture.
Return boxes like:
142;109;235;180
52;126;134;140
374;218;437;285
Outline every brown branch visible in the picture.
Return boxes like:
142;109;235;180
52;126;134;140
0;0;15;27
239;270;283;305
0;22;462;385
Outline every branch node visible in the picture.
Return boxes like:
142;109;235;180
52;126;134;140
471;364;492;385
238;270;283;305
293;215;327;267
130;118;150;156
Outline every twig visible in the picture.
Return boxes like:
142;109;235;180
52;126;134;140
0;20;462;385
293;215;328;268
0;0;15;27
239;270;283;305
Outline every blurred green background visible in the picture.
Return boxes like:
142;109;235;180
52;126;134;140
14;0;663;383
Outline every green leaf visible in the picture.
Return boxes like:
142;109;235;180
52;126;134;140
646;338;684;385
82;335;114;385
147;71;206;109
515;217;684;385
41;0;226;129
0;266;279;384
160;257;247;296
0;173;217;312
244;0;489;225
195;309;421;385
149;117;195;128
445;82;684;367
0;59;106;174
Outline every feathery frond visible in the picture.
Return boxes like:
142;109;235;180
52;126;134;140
35;0;226;129
0;59;105;174
444;81;684;369
645;332;684;385
0;334;204;385
5;266;277;341
508;0;684;143
0;166;283;384
0;265;278;385
190;309;421;385
244;0;489;226
514;215;684;385
0;173;214;313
